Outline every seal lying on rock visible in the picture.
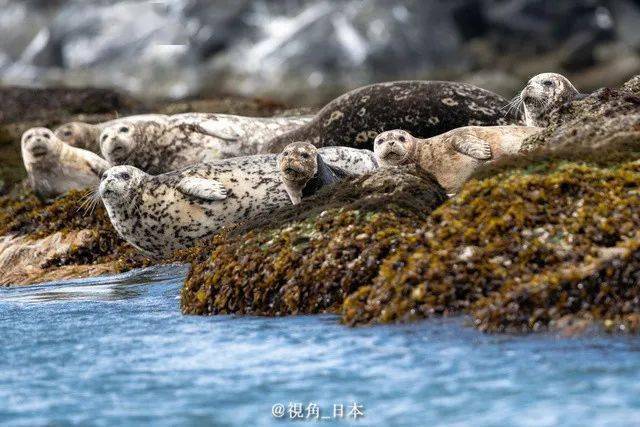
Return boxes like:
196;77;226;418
373;126;541;193
520;73;584;127
277;141;365;204
99;147;378;256
99;114;312;174
264;80;522;153
21;127;111;200
54;114;170;153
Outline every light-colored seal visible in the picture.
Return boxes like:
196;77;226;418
21;127;111;200
54;114;170;153
277;141;359;204
264;80;523;153
520;73;583;127
99;146;378;256
373;126;541;193
99;113;313;174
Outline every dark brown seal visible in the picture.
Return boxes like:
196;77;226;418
263;80;522;153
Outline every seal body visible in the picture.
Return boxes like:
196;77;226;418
520;73;582;127
99;146;377;256
374;126;541;193
21;127;111;200
100;113;313;174
54;114;169;153
264;80;522;153
277;141;363;204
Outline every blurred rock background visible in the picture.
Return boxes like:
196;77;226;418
0;0;639;104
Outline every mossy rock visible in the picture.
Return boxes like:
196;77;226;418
180;166;448;316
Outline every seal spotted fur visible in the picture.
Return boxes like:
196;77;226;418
374;126;541;193
264;80;522;153
520;73;584;127
21;127;111;200
99;113;312;174
99;146;378;256
277;141;363;205
54;114;169;153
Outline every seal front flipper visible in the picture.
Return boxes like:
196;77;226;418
452;137;492;160
176;177;228;201
85;153;111;178
193;120;241;142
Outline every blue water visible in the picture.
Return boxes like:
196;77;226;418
1;266;640;427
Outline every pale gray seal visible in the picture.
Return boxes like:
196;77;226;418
264;80;523;153
54;114;170;153
520;73;584;127
99;146;378;256
99;113;312;174
21;127;111;200
373;126;541;193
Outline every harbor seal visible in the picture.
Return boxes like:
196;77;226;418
373;126;541;193
99;113;312;174
54;114;170;153
520;73;584;127
277;141;357;204
264;80;522;153
21;127;111;200
99;146;378;256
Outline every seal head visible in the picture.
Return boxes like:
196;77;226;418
21;127;62;169
373;129;415;167
55;122;99;151
521;73;580;127
99;165;145;205
99;122;140;165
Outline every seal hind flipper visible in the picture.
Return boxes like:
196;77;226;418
452;137;493;160
176;177;228;201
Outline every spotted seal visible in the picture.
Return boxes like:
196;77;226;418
99;146;378;256
520;73;584;127
21;127;111;200
277;141;372;204
99;113;312;174
263;80;522;153
54;114;170;153
373;126;541;193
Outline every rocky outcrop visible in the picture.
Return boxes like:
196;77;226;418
182;74;640;334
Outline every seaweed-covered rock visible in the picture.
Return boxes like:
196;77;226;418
180;166;447;315
183;75;640;334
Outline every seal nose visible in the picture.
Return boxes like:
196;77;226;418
388;140;395;146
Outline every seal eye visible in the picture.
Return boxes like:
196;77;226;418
283;150;289;156
63;131;72;137
102;134;108;142
399;136;406;142
119;172;131;180
376;139;382;145
301;153;310;159
543;80;553;87
119;127;129;133
43;133;50;139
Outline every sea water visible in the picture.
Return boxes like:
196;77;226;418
1;265;640;426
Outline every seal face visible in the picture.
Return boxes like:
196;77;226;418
277;141;358;204
374;126;541;193
99;114;312;174
55;114;169;154
521;73;581;127
264;80;522;153
373;130;414;167
100;147;378;256
21;127;111;200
